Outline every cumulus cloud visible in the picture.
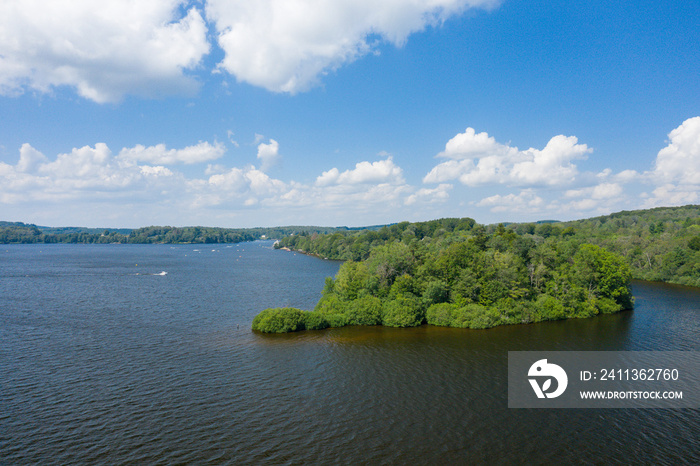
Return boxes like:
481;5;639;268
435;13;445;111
464;117;700;217
0;0;210;103
476;189;544;213
205;0;499;94
643;116;700;207
17;144;49;173
565;182;623;200
405;184;452;206
652;117;700;185
0;142;202;204
8;118;697;227
644;185;698;207
256;139;281;171
315;157;404;186
0;141;433;226
424;128;591;187
119;141;226;165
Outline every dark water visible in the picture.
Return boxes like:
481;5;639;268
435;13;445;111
1;243;699;464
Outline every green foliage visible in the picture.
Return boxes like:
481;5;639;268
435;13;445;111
426;303;457;326
325;313;349;328
688;235;700;251
276;217;475;261
345;296;383;326
252;205;700;333
595;297;623;314
427;303;501;329
389;273;418;298
382;294;424;327
252;307;306;333
423;280;450;306
261;225;639;332
534;294;566;321
314;293;348;315
333;261;371;300
367;242;416;288
572;244;633;309
303;311;330;330
556;205;700;287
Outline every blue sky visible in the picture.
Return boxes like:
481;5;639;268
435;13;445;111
1;0;698;228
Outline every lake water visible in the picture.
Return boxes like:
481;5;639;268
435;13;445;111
1;242;699;464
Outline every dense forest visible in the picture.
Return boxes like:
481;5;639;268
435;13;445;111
253;205;700;333
0;222;346;244
275;205;700;287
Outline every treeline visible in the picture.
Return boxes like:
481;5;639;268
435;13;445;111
276;217;478;260
558;205;700;287
0;222;347;245
254;229;633;333
275;205;700;287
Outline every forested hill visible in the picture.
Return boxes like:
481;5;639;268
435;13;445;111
275;205;700;288
560;205;700;286
0;222;347;245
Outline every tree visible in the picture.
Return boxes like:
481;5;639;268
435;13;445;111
688;235;700;251
382;294;424;327
572;244;633;309
333;261;371;300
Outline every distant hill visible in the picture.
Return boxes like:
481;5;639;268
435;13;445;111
558;205;700;286
0;222;354;244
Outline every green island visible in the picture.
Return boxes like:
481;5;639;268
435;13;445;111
253;205;700;333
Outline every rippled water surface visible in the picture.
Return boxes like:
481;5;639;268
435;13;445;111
1;243;699;464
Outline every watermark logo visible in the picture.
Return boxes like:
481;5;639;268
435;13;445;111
528;359;568;399
510;351;698;408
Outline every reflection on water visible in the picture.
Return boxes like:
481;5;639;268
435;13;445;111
1;244;698;464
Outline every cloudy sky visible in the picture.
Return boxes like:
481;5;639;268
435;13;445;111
1;0;698;228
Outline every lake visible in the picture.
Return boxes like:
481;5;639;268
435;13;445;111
1;242;699;464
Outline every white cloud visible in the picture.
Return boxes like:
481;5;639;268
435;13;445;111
205;0;499;94
315;157;404;186
565;182;623;200
405;184;452;206
0;0;210;103
510;135;591;186
119;141;225;165
437;127;513;160
591;182;623;199
643;116;700;207
140;165;174;177
17;143;49;173
613;169;641;183
256;139;280;171
644;185;699;207
6;117;698;227
425;128;592;187
202;165;288;207
38;143;134;189
476;189;544;213
652;116;700;185
1;143;188;203
1;141;438;226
